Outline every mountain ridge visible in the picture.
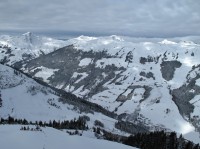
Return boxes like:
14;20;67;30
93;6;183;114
1;33;200;144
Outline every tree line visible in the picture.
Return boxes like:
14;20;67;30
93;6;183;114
92;126;200;149
0;116;89;130
123;131;200;149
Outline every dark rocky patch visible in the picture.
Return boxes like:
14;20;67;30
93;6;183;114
139;71;155;80
125;51;133;63
160;60;182;81
140;55;160;64
172;76;200;117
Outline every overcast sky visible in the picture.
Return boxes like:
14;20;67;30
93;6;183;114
0;0;200;37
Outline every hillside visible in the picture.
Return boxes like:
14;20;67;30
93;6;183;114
1;33;200;146
0;64;131;136
0;125;135;149
14;35;200;138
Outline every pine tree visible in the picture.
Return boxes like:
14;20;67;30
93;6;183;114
0;93;2;107
193;143;200;149
185;141;193;149
8;116;14;124
96;127;101;134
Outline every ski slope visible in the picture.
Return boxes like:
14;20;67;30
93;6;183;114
0;125;136;149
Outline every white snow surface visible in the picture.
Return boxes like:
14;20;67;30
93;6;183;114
0;125;136;149
195;78;200;86
79;58;92;66
33;66;59;83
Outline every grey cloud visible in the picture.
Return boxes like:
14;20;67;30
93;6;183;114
0;0;200;37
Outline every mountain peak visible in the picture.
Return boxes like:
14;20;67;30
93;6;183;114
22;32;36;44
110;35;124;41
22;32;32;36
76;35;97;41
159;39;177;45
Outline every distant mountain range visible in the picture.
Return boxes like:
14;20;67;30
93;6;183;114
1;32;200;148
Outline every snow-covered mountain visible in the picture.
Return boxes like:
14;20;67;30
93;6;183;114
0;64;128;135
0;32;67;65
12;35;200;141
0;63;141;149
1;33;200;146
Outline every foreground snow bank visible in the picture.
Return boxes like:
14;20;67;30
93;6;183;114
0;125;136;149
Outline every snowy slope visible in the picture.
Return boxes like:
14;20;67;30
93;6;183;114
0;64;128;137
19;35;200;139
0;32;67;65
0;64;78;122
69;36;200;134
0;125;136;149
1;33;200;144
